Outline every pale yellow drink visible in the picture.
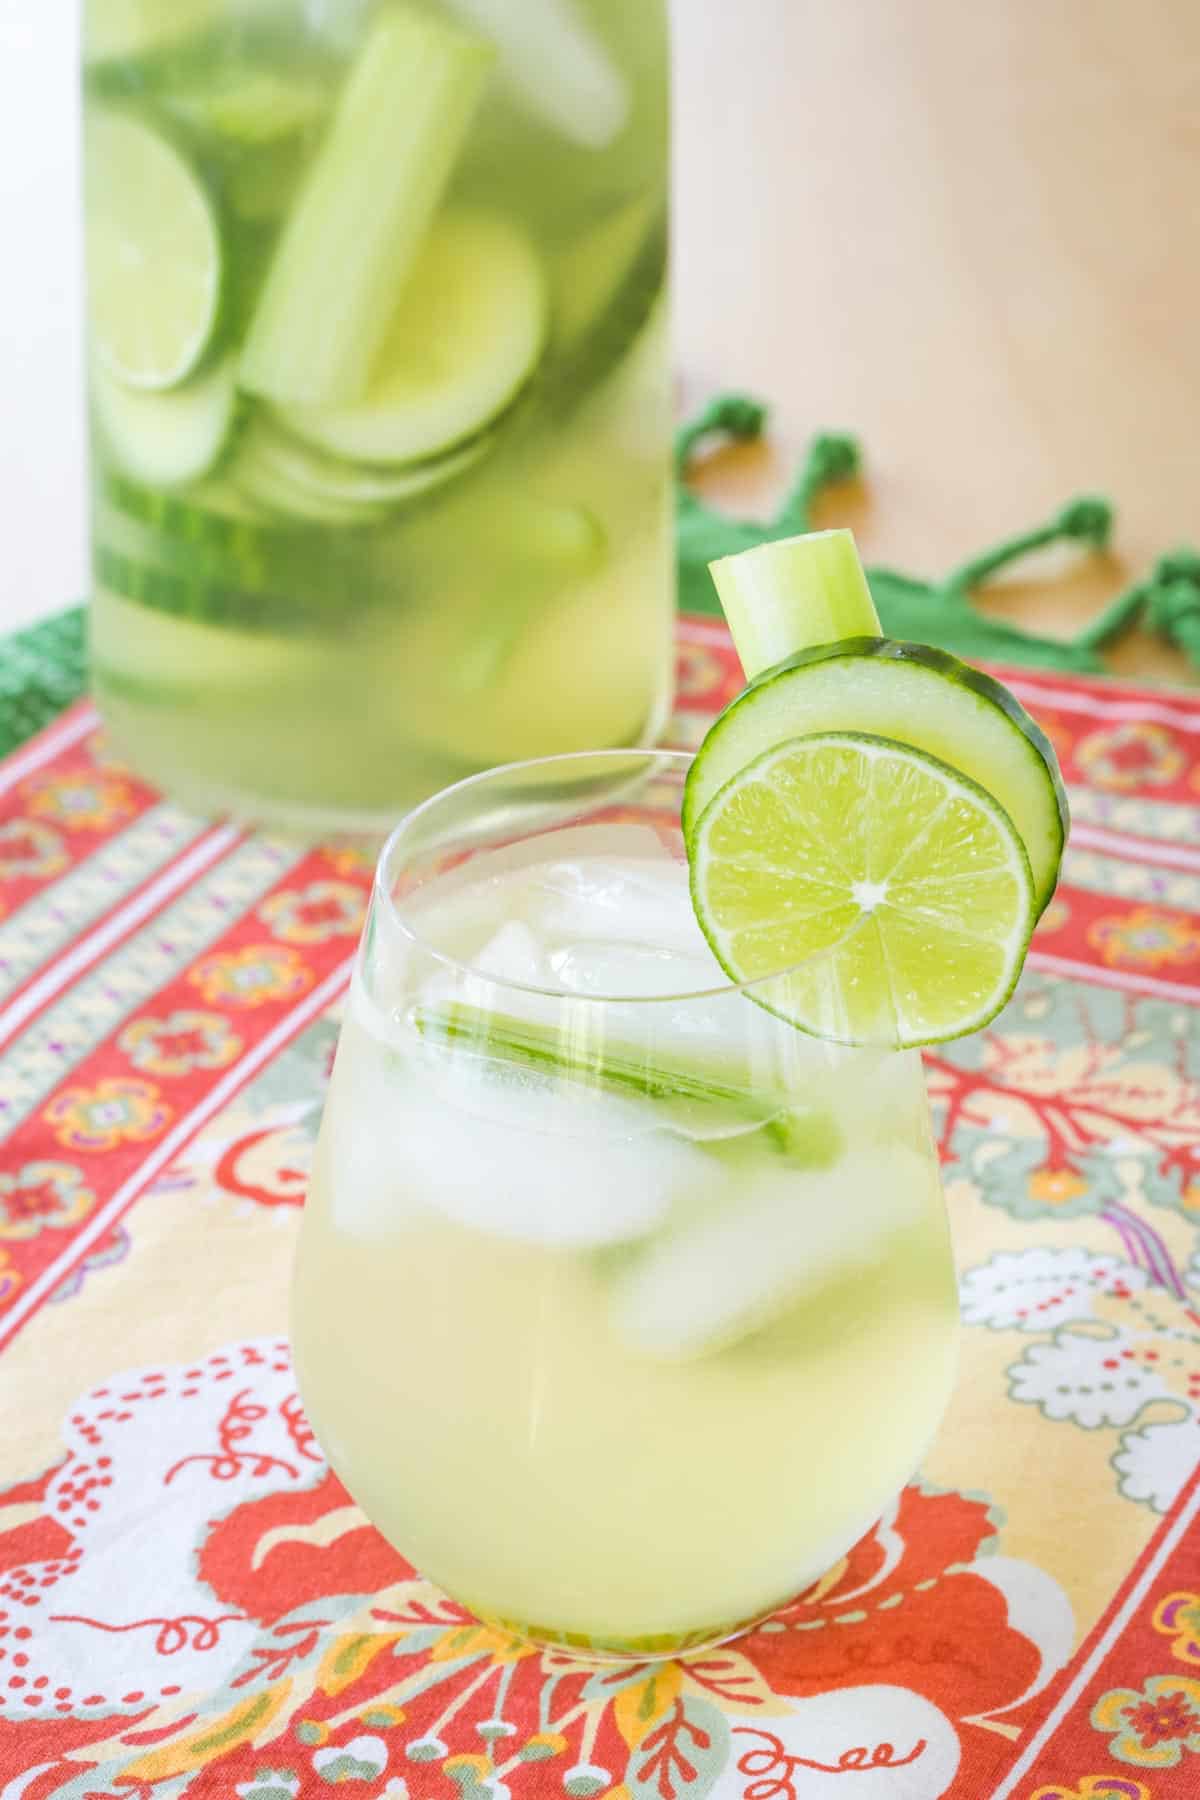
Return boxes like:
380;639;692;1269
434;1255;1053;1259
292;821;959;1656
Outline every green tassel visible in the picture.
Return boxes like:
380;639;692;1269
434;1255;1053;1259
675;394;1198;674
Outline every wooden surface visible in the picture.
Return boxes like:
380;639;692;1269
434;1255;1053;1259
2;1;1198;683
672;0;1200;684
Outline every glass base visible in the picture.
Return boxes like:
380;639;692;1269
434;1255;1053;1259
469;1603;778;1666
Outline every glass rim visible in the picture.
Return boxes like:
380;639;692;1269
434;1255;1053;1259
373;747;880;1019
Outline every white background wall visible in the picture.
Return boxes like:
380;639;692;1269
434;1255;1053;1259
0;2;86;632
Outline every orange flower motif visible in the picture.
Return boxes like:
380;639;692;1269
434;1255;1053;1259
188;945;313;1009
0;1249;20;1306
1028;1166;1090;1207
44;1079;171;1154
676;642;727;704
1076;721;1183;791
119;1010;242;1077
1092;1673;1200;1765
1029;1779;1151;1800
1036;896;1072;936
1089;907;1200;971
259;881;366;945
1153;1591;1200;1667
21;769;137;832
0;1161;96;1238
0;818;68;881
324;844;376;880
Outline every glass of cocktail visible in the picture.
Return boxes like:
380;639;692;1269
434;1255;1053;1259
291;748;962;1658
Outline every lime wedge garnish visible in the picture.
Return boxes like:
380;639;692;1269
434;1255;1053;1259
86;111;222;390
688;731;1036;1048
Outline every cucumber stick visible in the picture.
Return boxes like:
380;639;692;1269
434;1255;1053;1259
91;355;237;487
412;1003;839;1158
241;7;493;408
711;529;881;681
276;208;547;465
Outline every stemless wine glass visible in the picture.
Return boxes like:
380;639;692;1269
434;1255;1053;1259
291;751;960;1659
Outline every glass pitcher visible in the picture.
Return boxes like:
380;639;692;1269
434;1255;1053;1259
82;0;673;833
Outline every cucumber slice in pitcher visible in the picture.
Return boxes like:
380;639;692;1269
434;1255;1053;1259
90;583;329;703
275;207;548;465
552;191;665;354
240;418;490;514
91;355;238;488
682;638;1068;915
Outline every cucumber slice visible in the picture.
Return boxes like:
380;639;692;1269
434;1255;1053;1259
682;638;1068;916
240;8;493;407
227;427;389;529
101;469;278;542
90;584;327;699
275;207;547;465
553;192;662;351
91;355;237;488
544;192;666;415
92;526;354;629
243;418;489;513
84;0;220;66
85;109;223;390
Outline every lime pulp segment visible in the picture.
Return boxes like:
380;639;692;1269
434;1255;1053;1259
85;110;223;391
689;732;1037;1048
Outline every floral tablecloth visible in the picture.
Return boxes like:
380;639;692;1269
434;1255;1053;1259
1;616;1199;1799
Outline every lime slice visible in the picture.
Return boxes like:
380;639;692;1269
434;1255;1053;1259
85;111;222;390
688;732;1036;1048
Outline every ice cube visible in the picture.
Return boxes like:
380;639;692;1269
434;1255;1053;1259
328;1035;421;1241
526;856;709;960
549;939;721;999
409;1057;726;1247
474;920;550;985
335;1024;726;1249
609;1146;935;1358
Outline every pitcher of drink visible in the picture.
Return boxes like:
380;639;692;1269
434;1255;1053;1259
82;0;673;833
